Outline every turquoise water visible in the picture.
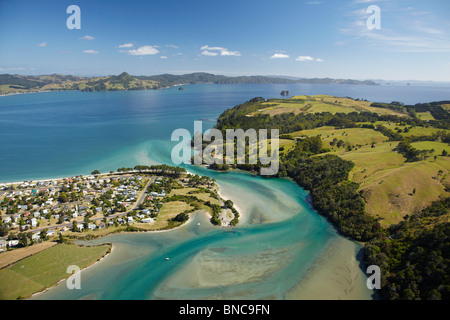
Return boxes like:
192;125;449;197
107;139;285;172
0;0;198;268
2;83;448;300
34;173;340;300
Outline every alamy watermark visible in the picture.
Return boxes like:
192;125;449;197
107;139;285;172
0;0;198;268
66;265;81;290
366;5;381;30
366;265;381;290
171;121;279;176
66;5;81;30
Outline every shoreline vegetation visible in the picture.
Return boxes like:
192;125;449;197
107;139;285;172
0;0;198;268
0;72;378;96
0;165;239;299
195;94;450;300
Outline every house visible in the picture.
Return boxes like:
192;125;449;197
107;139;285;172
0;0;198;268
88;223;96;230
77;223;85;230
142;209;150;215
4;217;11;224
60;226;69;232
142;218;154;223
98;222;106;229
0;240;6;248
72;212;78;218
127;216;134;223
8;240;19;247
46;229;55;237
31;218;37;228
32;232;41;241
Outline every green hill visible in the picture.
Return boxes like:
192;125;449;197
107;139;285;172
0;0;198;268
208;94;450;299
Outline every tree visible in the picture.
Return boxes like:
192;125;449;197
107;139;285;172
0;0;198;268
59;192;69;203
72;220;78;232
18;232;28;247
91;170;100;175
224;200;234;208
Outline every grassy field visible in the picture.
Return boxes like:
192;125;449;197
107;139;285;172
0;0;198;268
291;126;388;150
250;95;407;117
328;140;450;225
416;111;435;121
281;121;450;226
0;243;110;300
151;201;193;230
411;141;449;156
168;187;221;205
367;121;443;138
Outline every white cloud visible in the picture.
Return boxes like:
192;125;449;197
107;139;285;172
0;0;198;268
117;43;134;48
221;50;241;56
79;35;95;40
160;56;168;59
167;44;179;49
38;42;47;47
83;49;99;54
270;53;290;59
295;56;314;62
201;50;219;56
316;58;324;62
128;46;160;56
200;45;241;57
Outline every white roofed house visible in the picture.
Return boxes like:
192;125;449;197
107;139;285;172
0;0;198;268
46;229;55;237
8;240;19;247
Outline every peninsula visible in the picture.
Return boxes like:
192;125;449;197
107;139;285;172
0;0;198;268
197;94;450;300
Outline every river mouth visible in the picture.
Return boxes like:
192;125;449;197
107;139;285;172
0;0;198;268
32;168;373;300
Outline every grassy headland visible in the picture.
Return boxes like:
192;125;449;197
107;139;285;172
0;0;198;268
203;94;450;299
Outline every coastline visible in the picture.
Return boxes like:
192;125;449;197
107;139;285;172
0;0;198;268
28;242;113;300
26;210;207;300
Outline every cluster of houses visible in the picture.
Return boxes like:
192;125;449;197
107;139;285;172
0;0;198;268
0;174;166;251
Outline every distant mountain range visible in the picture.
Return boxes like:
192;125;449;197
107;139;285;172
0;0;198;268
0;72;378;95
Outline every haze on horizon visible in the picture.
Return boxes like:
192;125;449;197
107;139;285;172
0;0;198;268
0;0;449;82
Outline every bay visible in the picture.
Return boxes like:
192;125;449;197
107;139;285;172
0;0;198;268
2;82;449;300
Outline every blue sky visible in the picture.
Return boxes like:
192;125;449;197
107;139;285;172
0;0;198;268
0;0;449;81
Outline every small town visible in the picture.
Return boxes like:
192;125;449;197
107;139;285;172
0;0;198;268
0;165;239;253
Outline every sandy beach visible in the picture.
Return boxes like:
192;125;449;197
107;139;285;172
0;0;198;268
285;237;373;300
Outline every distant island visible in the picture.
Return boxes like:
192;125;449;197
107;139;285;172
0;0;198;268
0;72;378;95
